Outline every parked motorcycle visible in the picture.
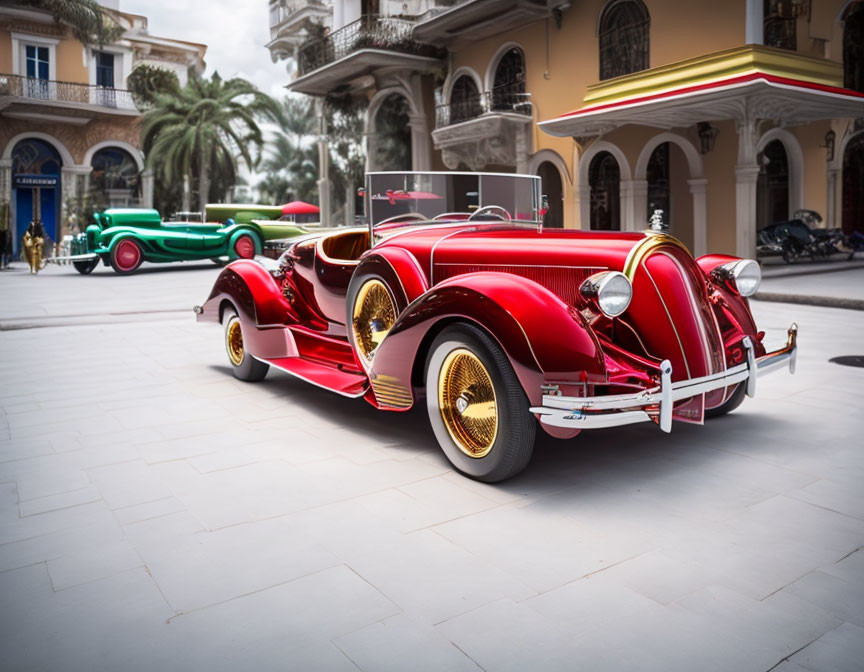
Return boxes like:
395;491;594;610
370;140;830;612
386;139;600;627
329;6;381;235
757;210;852;263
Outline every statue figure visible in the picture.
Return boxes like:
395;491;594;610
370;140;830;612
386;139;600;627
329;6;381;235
649;208;667;232
23;219;45;274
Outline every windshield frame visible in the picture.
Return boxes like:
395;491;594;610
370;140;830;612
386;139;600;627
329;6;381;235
364;170;543;243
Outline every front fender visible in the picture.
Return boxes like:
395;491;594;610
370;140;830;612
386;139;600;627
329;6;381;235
198;259;290;327
369;272;606;408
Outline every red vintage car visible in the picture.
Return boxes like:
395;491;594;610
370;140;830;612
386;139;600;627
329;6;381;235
196;171;797;482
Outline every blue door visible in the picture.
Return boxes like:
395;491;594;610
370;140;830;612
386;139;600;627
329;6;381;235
14;187;57;256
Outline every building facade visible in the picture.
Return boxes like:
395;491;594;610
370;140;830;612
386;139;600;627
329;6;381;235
0;2;206;254
270;0;864;257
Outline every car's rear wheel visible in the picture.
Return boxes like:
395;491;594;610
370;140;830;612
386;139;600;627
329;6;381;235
73;258;99;275
110;239;143;274
705;382;746;418
223;309;269;382
425;323;535;482
233;234;256;260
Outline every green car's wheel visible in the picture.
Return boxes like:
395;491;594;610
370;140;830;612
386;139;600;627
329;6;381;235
73;258;99;275
233;234;256;259
110;239;143;274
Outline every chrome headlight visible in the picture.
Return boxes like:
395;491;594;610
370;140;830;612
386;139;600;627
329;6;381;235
580;271;632;318
713;259;761;297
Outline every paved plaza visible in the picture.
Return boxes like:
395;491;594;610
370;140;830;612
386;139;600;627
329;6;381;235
1;260;863;671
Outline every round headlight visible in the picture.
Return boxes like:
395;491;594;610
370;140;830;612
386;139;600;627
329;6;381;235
715;259;761;297
580;271;632;318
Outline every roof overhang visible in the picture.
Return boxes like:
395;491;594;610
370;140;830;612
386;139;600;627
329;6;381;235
287;50;443;96
539;45;864;138
413;0;556;47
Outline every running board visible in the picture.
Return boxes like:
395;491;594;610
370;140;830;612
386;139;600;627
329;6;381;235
263;355;369;398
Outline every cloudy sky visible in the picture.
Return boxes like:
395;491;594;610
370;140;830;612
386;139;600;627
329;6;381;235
122;0;290;100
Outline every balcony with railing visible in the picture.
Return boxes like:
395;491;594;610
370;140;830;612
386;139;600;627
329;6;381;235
267;0;330;56
0;74;138;119
432;83;533;171
434;84;532;129
290;15;444;95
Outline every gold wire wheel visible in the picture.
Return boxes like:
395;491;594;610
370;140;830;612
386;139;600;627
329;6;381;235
438;348;498;458
226;318;244;367
352;279;396;363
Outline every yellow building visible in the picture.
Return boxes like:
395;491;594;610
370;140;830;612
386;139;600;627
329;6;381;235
0;2;206;254
270;0;864;257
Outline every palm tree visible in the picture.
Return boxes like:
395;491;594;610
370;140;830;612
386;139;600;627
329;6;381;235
20;0;122;46
258;97;319;205
142;72;282;214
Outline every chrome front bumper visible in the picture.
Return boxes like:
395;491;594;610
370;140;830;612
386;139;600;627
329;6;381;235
529;324;798;433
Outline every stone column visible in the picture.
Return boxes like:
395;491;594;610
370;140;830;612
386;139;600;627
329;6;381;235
826;167;838;229
409;113;431;172
688;178;708;257
630;179;648;231
735;119;759;258
315;97;331;228
141;169;154;209
619;180;638;232
514;125;530;175
577;183;591;230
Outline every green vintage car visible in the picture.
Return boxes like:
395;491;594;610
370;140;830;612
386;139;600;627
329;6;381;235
69;207;308;275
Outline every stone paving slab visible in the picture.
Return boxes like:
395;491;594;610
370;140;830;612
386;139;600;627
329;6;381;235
1;265;863;670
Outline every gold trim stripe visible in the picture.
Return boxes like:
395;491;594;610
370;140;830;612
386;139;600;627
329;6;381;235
623;233;693;281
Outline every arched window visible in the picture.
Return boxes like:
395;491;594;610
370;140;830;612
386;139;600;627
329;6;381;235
598;0;649;81
537;161;563;228
589;151;620;230
491;47;526;111
374;93;412;171
844;2;864;93
756;139;789;230
449;75;482;124
90;147;140;192
11;138;62;176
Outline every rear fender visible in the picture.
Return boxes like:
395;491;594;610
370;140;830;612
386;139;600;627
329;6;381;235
369;272;606;408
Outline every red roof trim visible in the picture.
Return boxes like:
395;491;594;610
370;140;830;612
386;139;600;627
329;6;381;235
552;72;864;120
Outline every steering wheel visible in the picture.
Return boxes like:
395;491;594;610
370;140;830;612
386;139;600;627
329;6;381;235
468;205;512;222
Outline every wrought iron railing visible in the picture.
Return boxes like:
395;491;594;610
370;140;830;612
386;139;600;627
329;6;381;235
0;74;137;111
435;84;532;129
297;15;441;76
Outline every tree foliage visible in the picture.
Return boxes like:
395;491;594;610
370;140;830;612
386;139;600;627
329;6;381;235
127;64;180;109
20;0;123;47
141;72;282;213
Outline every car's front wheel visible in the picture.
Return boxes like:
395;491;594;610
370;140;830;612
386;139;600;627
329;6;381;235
223;309;269;382
425;323;535;482
705;382;746;418
73;258;99;275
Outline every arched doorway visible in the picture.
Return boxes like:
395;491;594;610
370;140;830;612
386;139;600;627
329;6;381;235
537;161;563;228
11;138;63;254
842;132;864;235
491;47;526;112
90;147;141;208
373;93;412;171
646;142;670;226
589;151;620;230
843;1;864;93
756;139;789;231
449;75;482;124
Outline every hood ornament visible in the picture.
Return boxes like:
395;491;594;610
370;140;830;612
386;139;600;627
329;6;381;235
649;209;668;232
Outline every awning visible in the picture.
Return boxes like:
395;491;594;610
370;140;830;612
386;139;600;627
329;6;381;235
281;201;319;215
539;46;864;138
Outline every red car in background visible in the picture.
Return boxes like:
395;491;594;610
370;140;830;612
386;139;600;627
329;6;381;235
196;171;797;482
